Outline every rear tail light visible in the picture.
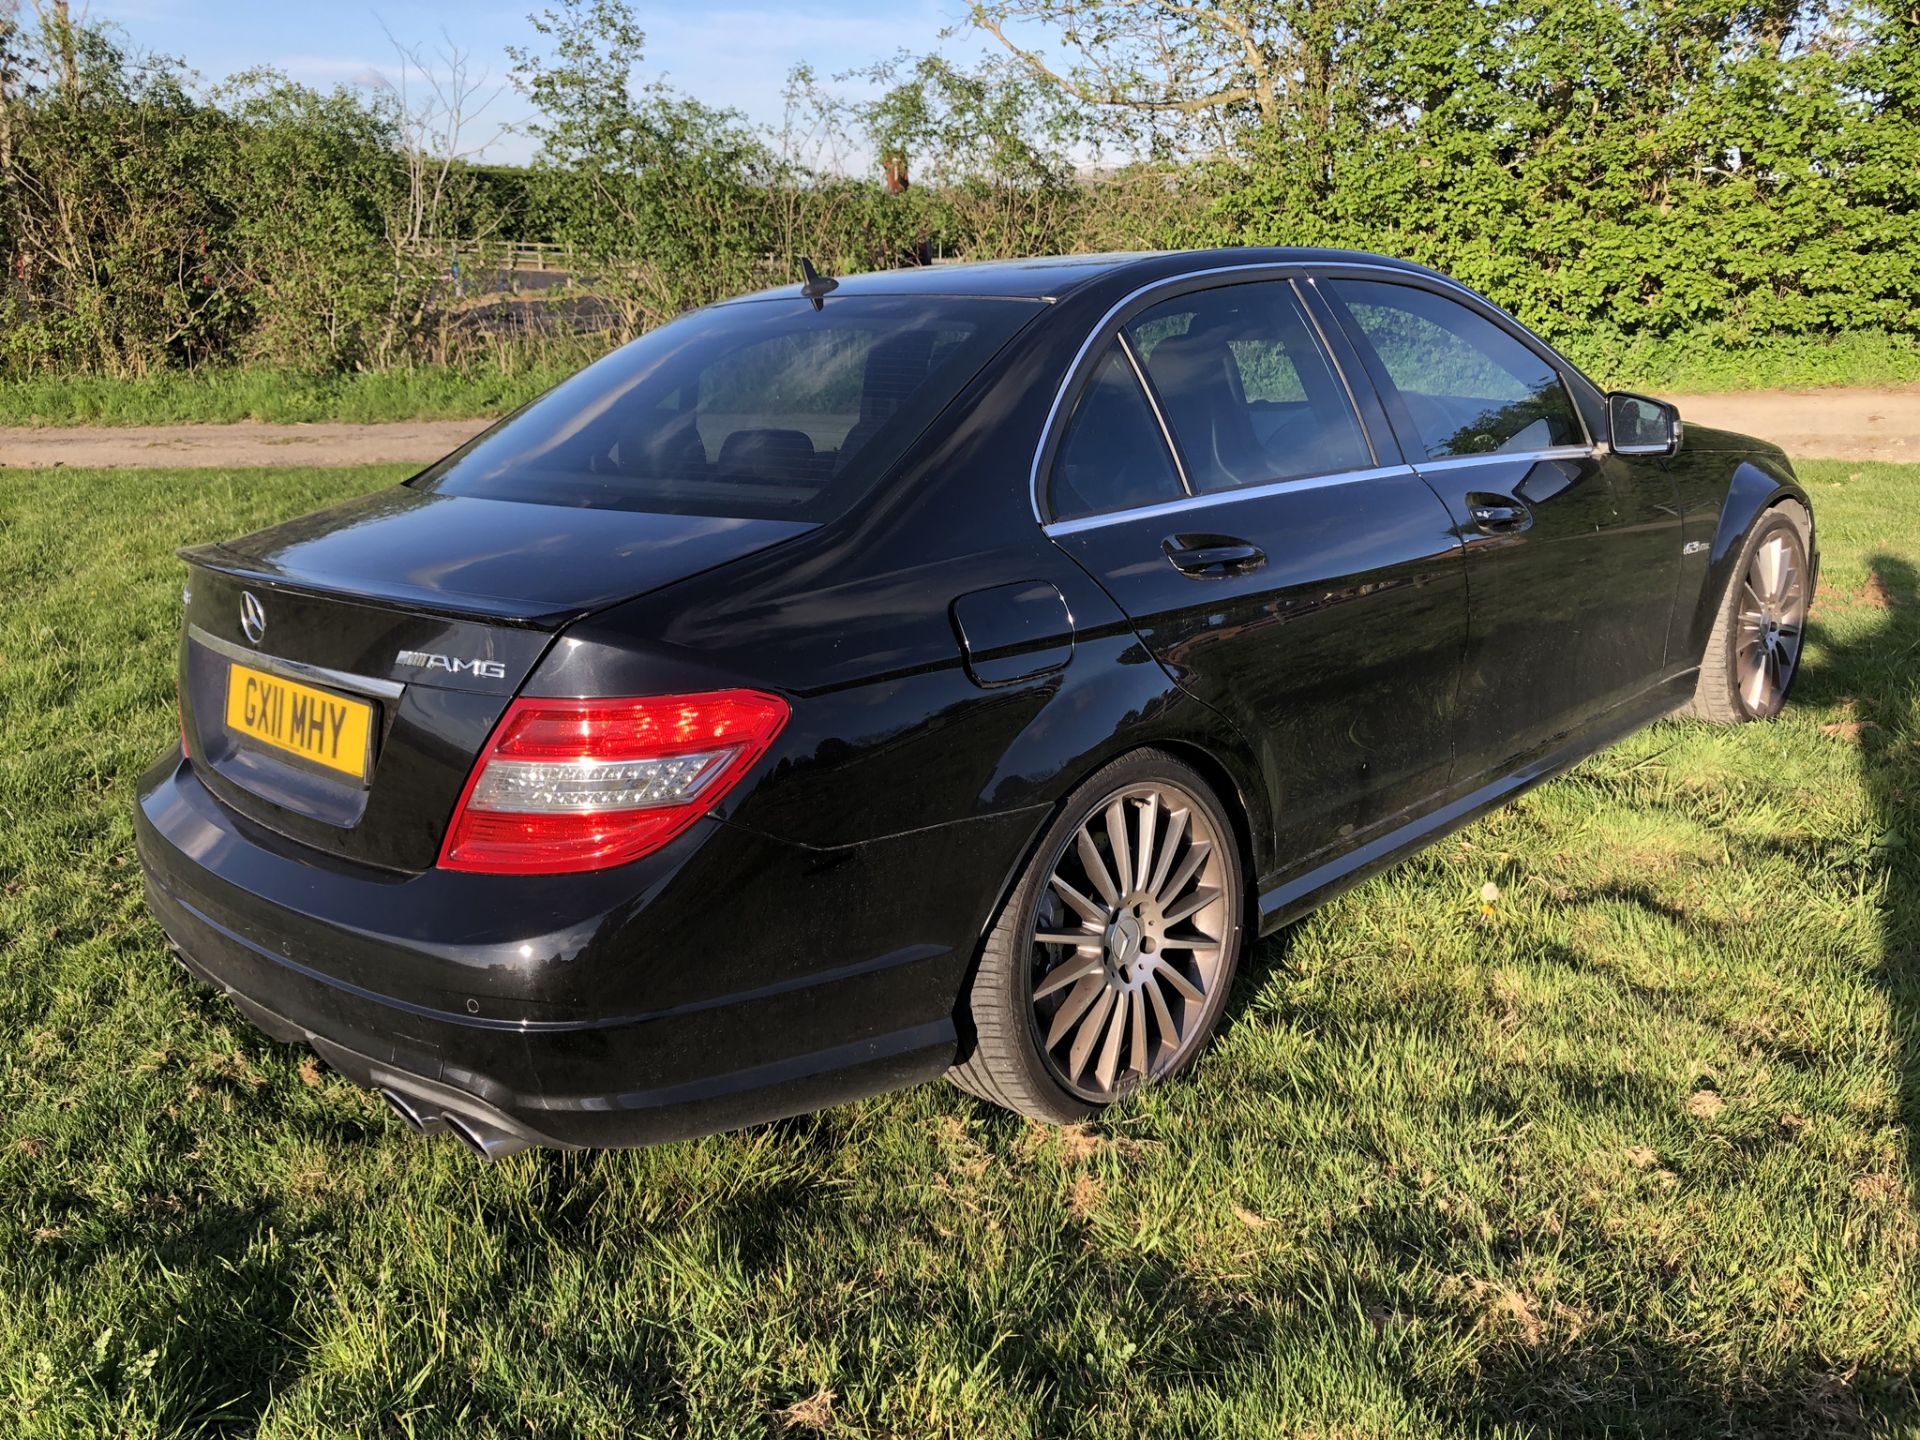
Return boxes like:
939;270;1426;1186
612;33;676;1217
438;690;789;875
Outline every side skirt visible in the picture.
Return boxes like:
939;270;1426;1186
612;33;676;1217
1255;673;1694;935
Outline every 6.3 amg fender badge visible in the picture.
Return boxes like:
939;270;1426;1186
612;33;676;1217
396;649;508;680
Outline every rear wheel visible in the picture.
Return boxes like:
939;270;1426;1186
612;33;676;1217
949;749;1245;1123
1691;503;1812;723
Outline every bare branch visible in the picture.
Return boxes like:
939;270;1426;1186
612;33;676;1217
376;16;512;243
972;11;1258;118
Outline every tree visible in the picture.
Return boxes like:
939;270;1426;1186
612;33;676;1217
377;26;513;247
0;6;235;373
968;0;1920;366
966;0;1392;176
508;0;774;332
835;51;1107;258
211;70;416;369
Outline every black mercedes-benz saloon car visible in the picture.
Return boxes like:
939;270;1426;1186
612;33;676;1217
136;249;1816;1157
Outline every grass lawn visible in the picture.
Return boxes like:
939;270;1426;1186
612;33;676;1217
0;359;585;428
2;459;1918;1437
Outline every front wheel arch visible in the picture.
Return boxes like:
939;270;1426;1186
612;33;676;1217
1684;462;1815;665
1690;499;1813;723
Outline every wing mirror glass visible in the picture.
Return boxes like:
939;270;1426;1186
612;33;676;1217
1608;391;1682;457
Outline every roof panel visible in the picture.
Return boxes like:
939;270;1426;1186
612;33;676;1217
722;248;1432;307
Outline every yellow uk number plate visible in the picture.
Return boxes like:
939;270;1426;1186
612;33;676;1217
224;663;373;780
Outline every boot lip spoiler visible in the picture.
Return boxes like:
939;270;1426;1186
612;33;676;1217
179;542;578;628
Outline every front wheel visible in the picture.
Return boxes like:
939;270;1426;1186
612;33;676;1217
1690;502;1812;723
948;749;1246;1124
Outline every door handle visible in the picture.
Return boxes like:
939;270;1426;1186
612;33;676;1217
1467;494;1532;533
1162;534;1266;577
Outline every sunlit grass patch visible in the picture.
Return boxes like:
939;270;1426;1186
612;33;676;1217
0;459;1917;1435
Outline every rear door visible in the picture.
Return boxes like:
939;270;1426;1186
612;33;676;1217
1311;273;1680;780
1042;274;1467;870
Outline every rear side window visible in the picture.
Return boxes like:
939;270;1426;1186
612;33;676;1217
1125;281;1371;493
1047;347;1185;521
1325;280;1581;459
413;296;1042;521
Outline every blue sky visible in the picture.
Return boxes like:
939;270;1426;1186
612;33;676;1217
85;0;988;168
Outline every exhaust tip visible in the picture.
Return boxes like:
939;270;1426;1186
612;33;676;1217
380;1088;446;1135
443;1112;532;1163
377;1081;529;1160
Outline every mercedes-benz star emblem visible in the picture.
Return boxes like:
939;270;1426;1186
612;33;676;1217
239;591;267;646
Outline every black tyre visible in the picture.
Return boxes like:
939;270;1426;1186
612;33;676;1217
1690;501;1813;723
949;749;1246;1123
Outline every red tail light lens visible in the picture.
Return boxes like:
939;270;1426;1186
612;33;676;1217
439;690;789;875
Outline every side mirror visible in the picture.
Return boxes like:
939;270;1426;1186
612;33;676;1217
1608;391;1682;458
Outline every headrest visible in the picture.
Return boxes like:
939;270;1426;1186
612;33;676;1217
716;427;816;478
1143;332;1244;403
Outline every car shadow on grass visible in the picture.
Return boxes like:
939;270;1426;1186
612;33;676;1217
509;1113;1281;1435
1450;556;1920;1435
1804;555;1920;1440
1193;557;1920;1437
29;1164;331;1436
1791;554;1920;1175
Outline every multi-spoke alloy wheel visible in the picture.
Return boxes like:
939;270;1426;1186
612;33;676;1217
948;749;1244;1123
1733;526;1808;718
1028;782;1230;1101
1691;503;1814;725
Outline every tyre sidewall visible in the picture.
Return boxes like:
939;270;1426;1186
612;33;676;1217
998;750;1247;1116
1715;507;1811;721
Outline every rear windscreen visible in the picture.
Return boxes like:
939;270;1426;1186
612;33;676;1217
411;296;1044;521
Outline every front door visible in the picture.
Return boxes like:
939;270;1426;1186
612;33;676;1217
1313;275;1681;781
1042;276;1467;874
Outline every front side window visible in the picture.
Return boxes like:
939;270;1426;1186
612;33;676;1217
413;296;1042;521
1325;280;1581;459
1124;281;1371;494
1047;346;1186;521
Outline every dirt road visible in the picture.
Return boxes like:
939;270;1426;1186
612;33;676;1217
0;386;1915;470
0;419;487;471
1662;387;1917;463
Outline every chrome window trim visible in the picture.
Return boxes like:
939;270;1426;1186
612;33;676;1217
1412;444;1598;473
1034;262;1306;526
189;623;408;700
1116;333;1194;495
1042;463;1419;537
1288;277;1379;469
1029;257;1577;527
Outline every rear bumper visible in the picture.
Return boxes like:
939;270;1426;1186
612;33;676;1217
136;750;1040;1151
